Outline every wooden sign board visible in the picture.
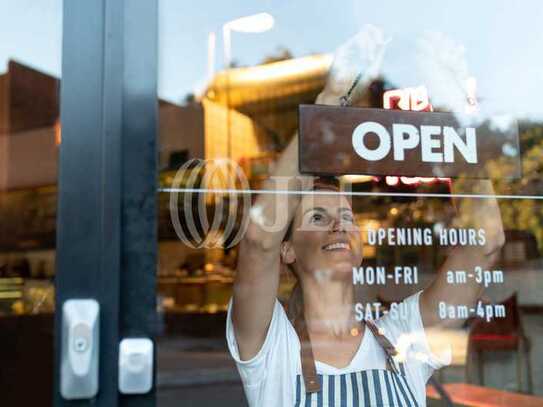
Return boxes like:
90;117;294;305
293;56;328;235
298;105;521;179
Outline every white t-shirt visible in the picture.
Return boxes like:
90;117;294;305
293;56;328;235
226;290;450;407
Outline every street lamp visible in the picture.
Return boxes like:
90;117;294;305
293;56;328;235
221;13;274;161
222;12;275;68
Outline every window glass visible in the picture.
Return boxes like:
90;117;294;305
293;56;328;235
0;1;62;405
157;1;543;405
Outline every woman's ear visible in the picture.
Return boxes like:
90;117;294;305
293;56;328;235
280;241;296;265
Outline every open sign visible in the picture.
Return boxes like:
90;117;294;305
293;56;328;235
351;121;477;163
298;105;520;179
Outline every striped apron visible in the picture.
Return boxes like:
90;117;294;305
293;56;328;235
293;362;419;406
294;316;419;406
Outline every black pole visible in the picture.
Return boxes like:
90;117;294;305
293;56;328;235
119;0;158;406
55;1;157;406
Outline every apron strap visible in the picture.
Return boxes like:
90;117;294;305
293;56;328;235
294;313;321;393
294;314;402;394
365;319;401;375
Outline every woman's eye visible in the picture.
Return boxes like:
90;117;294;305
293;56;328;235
311;213;326;223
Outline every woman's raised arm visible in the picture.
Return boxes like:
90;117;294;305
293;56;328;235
231;29;383;358
420;179;505;329
232;135;312;360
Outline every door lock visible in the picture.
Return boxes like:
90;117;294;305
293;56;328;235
119;338;153;394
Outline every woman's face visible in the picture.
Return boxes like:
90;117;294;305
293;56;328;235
283;192;363;282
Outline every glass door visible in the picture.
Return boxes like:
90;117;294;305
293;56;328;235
3;2;158;406
7;1;543;406
0;2;61;405
156;1;543;406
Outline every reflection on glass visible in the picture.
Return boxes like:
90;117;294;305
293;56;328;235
0;3;61;405
0;61;59;317
156;3;543;406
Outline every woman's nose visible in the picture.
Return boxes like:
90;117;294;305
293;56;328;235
330;217;347;232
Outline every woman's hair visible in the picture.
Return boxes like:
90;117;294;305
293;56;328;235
284;176;343;322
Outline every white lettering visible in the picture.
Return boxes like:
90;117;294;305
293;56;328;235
352;121;477;164
366;228;434;246
352;121;391;161
439;228;486;246
444;127;477;163
352;121;478;164
392;124;420;161
420;125;443;162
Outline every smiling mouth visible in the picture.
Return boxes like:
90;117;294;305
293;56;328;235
322;242;351;251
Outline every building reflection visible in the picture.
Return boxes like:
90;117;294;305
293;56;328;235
2;58;543;397
1;57;542;320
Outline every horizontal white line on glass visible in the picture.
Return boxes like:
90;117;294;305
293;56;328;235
158;188;543;200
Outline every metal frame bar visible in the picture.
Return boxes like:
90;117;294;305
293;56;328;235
55;1;157;406
119;1;158;405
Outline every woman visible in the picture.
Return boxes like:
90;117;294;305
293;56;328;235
226;56;504;407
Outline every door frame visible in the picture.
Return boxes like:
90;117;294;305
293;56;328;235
54;1;158;406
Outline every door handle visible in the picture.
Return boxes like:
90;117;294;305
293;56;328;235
60;299;100;400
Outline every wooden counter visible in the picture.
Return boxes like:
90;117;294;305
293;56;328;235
427;383;543;406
